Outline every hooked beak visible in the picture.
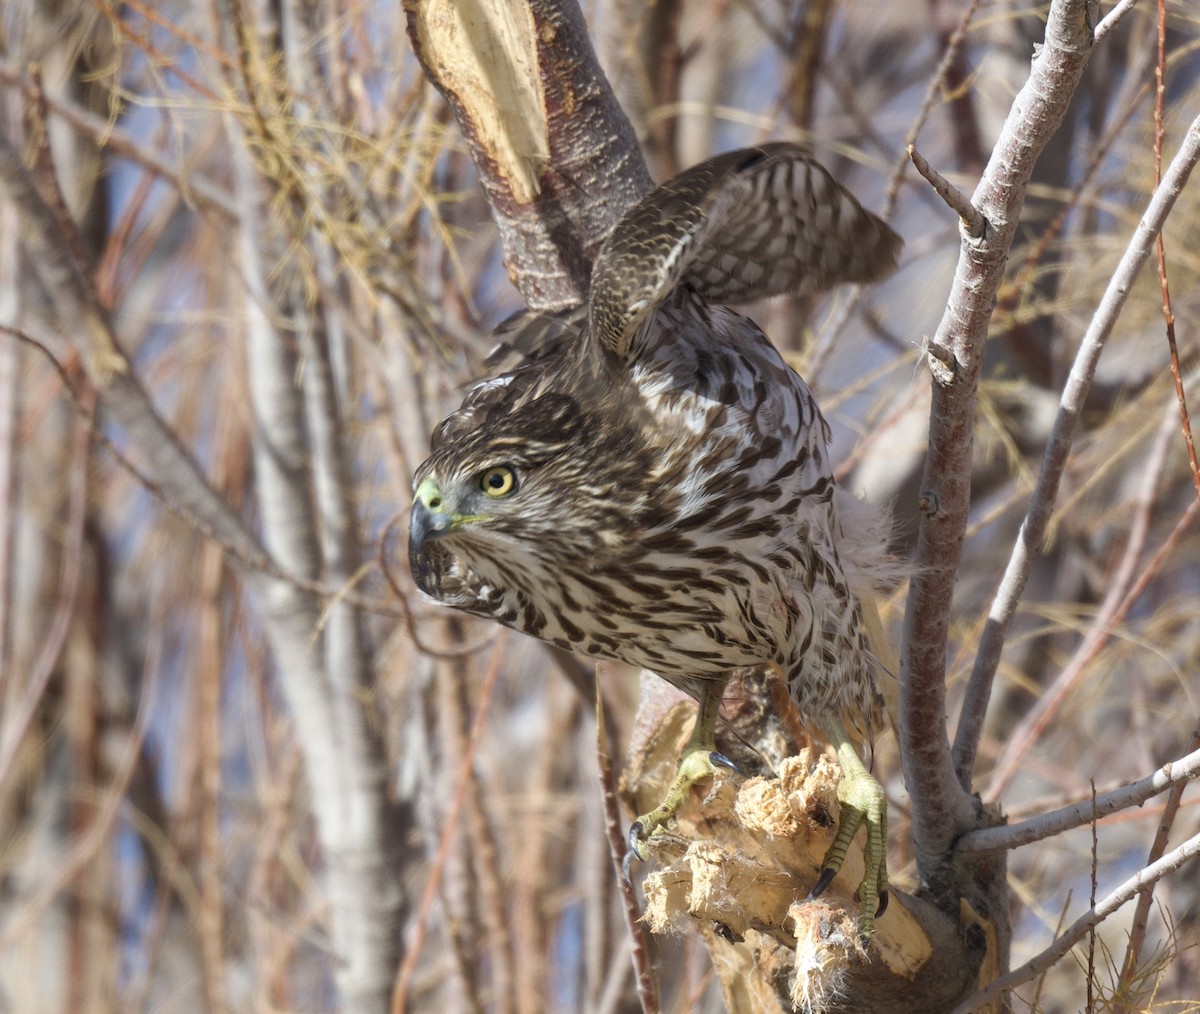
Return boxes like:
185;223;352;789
409;476;453;556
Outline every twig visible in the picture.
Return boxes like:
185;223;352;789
390;635;507;1014
1150;0;1200;500
908;144;985;237
952;112;1200;787
595;667;661;1014
0;323;412;621
957;744;1200;854
1094;0;1142;42
0;60;239;221
984;398;1181;798
1;612;162;947
0;388;92;791
1086;783;1098;1010
1116;721;1200;996
953;830;1200;1012
883;0;984;218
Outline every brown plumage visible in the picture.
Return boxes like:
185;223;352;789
409;143;901;933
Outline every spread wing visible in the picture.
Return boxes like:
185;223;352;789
588;142;902;361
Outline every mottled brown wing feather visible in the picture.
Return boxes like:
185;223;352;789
589;142;902;361
484;307;585;370
431;309;584;452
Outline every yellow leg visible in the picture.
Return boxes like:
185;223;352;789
808;716;889;939
625;685;729;868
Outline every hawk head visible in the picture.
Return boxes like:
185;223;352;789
408;384;654;605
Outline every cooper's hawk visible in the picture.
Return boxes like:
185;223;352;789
409;143;901;935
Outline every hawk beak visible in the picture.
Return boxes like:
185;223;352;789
410;477;453;554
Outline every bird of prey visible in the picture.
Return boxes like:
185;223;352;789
409;143;902;935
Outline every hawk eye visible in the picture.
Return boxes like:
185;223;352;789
480;465;517;498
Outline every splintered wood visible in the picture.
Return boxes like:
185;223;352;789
621;689;956;1013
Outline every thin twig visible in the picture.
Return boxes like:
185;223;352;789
1116;721;1200;996
953;830;1200;1012
595;666;661;1014
1087;783;1098;1010
1;613;162;947
0;390;92;791
908;144;985;237
390;635;507;1014
0;324;413;620
883;0;984;218
952;112;1200;787
1149;0;1200;500
984;398;1180;798
1094;0;1143;42
0;60;238;220
957;745;1200;854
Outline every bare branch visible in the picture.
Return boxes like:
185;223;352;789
404;0;653;309
0;135;269;569
902;0;1096;875
1095;0;1142;41
957;745;1200;854
0;397;90;790
985;396;1184;798
0;59;239;222
1117;724;1200;994
884;0;984;217
907;143;985;237
391;637;507;1014
595;668;660;1014
953;112;1200;785
953;831;1200;1012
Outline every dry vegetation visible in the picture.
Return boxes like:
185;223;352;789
0;0;1198;1011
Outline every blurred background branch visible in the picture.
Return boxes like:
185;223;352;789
0;0;1197;1010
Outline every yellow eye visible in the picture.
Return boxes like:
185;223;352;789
480;465;517;498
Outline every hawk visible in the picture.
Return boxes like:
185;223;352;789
409;143;901;935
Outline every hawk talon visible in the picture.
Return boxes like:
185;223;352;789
710;750;744;776
803;718;890;939
627;819;646;855
806;866;838;901
620;841;641;886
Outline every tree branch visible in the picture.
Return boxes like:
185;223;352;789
952;111;1200;786
0;135;268;569
901;0;1095;881
957;745;1200;854
953;830;1200;1012
404;0;653;309
984;395;1195;799
219;8;410;999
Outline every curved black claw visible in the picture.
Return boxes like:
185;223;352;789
621;846;638;887
626;820;646;856
806;866;838;902
876;890;889;919
621;820;647;886
709;751;746;777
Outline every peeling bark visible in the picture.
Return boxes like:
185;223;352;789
405;0;653;308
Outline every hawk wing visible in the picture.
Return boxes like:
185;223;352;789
588;143;902;361
484;306;586;370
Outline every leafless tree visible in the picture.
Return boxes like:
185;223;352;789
0;0;1197;1012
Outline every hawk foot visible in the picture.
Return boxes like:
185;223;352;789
808;719;889;942
623;683;730;882
623;746;729;879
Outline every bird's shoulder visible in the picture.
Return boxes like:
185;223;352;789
430;307;632;460
484;306;587;370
